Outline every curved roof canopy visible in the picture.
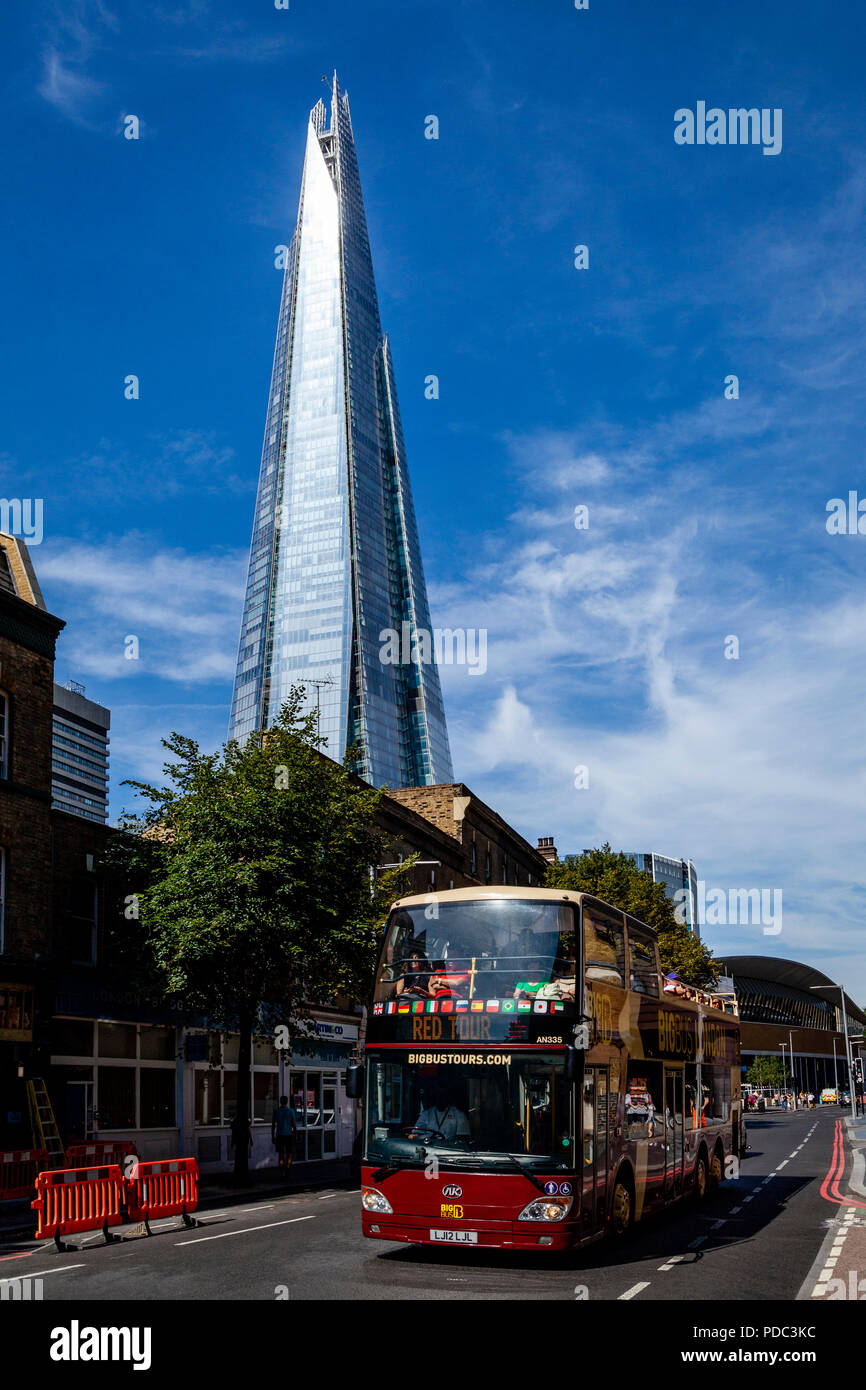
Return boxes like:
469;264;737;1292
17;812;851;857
720;956;865;1027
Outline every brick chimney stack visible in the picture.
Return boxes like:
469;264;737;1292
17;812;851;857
536;836;557;864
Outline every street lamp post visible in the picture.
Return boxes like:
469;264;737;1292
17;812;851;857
779;1043;789;1109
811;984;857;1124
789;1031;797;1109
832;1036;839;1100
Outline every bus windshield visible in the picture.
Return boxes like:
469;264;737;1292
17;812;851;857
364;1051;575;1172
374;899;576;1006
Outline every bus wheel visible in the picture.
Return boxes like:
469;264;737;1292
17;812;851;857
694;1152;709;1203
709;1148;723;1192
611;1176;633;1238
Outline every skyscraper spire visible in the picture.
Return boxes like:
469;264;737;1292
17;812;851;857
229;78;453;788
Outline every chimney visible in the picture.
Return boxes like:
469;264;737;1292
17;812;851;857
536;836;557;864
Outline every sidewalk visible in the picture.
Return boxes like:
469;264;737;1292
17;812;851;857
798;1116;866;1299
0;1158;354;1240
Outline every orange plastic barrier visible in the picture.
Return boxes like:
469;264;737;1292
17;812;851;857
0;1149;48;1201
31;1165;125;1252
125;1158;199;1232
65;1140;138;1168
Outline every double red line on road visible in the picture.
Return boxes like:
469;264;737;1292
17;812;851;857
819;1119;866;1210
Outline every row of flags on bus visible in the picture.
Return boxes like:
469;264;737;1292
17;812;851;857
373;999;567;1015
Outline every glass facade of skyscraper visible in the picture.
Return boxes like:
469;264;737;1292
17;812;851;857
230;76;452;788
626;852;700;937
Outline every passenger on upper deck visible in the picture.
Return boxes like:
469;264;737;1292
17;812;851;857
513;958;553;1000
395;945;433;998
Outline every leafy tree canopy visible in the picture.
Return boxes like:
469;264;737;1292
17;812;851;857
109;691;410;1178
545;844;718;988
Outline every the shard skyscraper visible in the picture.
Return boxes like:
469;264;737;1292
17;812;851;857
229;75;453;787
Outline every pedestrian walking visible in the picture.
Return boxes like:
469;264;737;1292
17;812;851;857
271;1094;296;1178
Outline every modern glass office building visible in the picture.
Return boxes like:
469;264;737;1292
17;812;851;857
626;852;701;937
229;74;453;788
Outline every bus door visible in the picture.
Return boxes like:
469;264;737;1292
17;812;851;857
664;1068;685;1200
580;1066;609;1233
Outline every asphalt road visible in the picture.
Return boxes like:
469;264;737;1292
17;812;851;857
0;1108;846;1302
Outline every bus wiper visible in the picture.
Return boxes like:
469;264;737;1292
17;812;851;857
371;1158;425;1183
485;1152;547;1193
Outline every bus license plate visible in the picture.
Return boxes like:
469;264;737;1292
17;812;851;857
430;1229;478;1243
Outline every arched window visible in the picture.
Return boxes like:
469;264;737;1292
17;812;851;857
0;691;8;779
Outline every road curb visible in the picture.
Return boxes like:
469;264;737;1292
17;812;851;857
795;1206;852;1300
845;1121;866;1198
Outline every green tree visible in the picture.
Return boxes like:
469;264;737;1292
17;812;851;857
545;845;718;988
746;1055;785;1090
113;690;408;1183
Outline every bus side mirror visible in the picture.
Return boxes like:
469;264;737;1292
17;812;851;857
345;1063;364;1099
564;1047;581;1083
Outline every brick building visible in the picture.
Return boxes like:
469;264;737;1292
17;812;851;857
0;533;118;1148
384;784;547;891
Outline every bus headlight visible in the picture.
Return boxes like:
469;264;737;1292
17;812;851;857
362;1187;393;1215
517;1197;573;1222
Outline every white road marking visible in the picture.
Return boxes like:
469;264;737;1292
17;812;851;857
658;1255;684;1271
618;1281;650;1300
0;1264;84;1283
730;1206;742;1215
689;1235;707;1249
240;1205;275;1213
175;1215;315;1245
710;1219;726;1231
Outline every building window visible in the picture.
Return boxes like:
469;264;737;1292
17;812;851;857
97;1066;136;1129
0;846;5;952
0;692;8;780
470;841;477;876
59;879;98;964
0;549;15;595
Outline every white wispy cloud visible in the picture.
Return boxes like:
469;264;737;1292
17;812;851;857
36;1;119;126
39;536;246;684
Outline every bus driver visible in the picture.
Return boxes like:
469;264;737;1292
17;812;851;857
409;1085;471;1144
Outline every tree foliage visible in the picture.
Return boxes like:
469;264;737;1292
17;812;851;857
544;844;718;988
746;1055;786;1089
111;690;409;1180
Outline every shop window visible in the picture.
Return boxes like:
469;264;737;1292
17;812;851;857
254;1070;279;1122
140;1026;176;1061
98;1022;136;1059
53;1018;94;1057
141;1068;175;1127
195;1070;222;1126
223;1035;240;1065
223;1070;238;1122
253;1038;277;1066
97;1066;135;1128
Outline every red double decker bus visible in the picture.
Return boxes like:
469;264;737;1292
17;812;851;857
355;886;740;1251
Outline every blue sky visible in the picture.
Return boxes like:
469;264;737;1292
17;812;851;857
4;0;866;999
